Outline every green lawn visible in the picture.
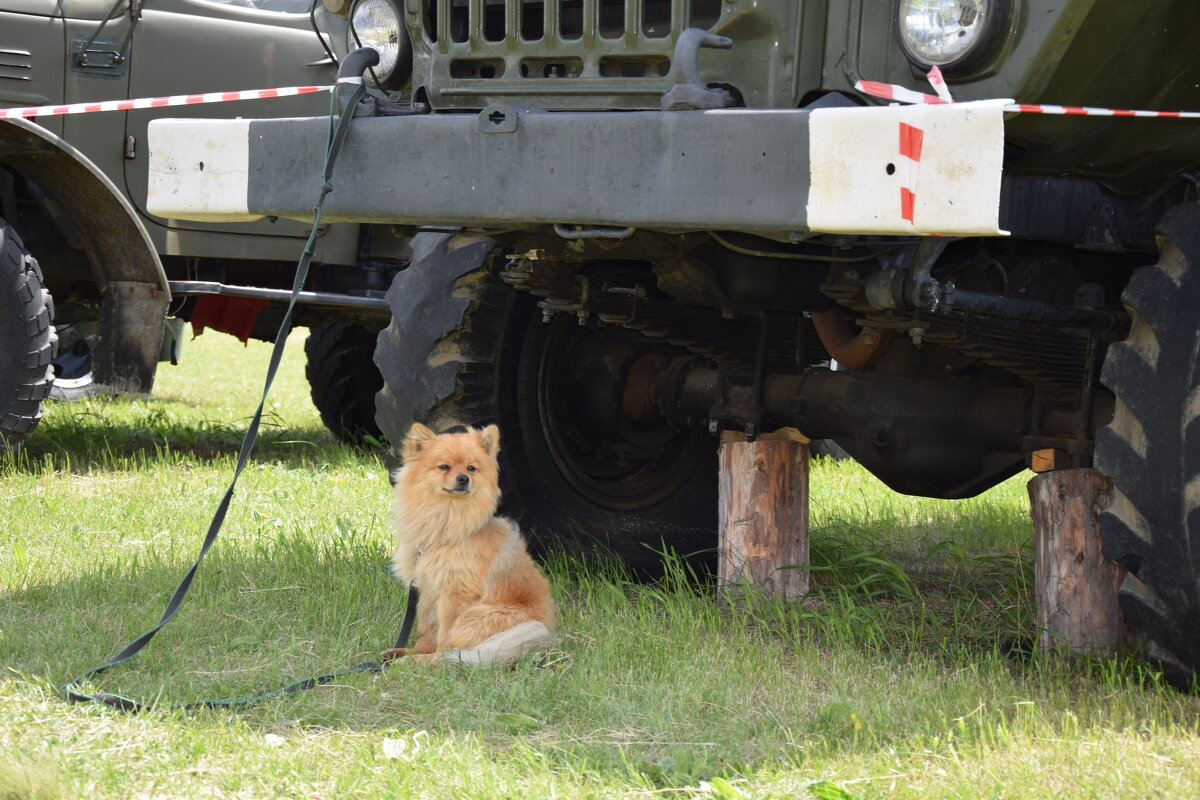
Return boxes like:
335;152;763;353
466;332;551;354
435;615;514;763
2;327;1197;799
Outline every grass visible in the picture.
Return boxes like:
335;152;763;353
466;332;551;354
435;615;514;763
2;327;1199;799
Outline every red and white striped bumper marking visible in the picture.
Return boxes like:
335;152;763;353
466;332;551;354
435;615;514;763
0;85;332;120
808;100;1008;236
852;78;1200;228
898;122;924;224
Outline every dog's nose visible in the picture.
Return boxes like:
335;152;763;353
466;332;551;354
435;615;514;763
454;473;471;490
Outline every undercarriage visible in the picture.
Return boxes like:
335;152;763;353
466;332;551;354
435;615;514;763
487;218;1137;498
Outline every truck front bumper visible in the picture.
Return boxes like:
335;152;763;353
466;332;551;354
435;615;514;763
147;100;1009;240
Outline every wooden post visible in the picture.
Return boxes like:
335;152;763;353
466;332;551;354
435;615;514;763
1028;468;1130;656
717;434;810;599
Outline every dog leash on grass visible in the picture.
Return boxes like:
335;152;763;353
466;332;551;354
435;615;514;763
67;589;419;712
61;48;415;712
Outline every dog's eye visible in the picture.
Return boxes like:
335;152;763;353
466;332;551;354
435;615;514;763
466;465;477;472
437;464;450;471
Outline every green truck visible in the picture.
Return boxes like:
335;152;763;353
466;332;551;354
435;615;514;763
0;0;403;446
16;1;1200;682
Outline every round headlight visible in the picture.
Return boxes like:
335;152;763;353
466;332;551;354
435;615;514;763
348;0;412;89
897;0;1007;71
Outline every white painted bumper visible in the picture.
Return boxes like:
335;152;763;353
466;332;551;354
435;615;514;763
148;101;1009;238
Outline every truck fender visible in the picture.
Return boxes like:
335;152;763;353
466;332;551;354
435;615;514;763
0;117;170;393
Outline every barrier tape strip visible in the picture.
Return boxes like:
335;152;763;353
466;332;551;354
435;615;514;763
855;79;1200;119
0;85;332;119
857;80;950;106
925;66;954;104
4;79;1195;121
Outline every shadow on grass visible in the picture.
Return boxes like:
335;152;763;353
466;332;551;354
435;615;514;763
2;514;1042;714
5;399;384;473
1;531;404;716
2;533;1183;794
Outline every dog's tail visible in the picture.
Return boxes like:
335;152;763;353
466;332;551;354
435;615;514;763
441;621;552;667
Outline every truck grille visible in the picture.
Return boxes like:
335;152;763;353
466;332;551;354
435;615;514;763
412;0;727;110
421;0;722;43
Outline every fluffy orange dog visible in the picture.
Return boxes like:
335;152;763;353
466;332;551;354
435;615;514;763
379;422;555;666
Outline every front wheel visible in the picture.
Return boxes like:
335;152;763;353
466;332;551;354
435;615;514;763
373;233;717;572
0;218;56;449
1095;203;1200;686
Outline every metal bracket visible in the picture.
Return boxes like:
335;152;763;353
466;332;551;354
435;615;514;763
480;104;518;133
553;223;635;240
71;0;140;76
479;104;543;133
70;38;131;75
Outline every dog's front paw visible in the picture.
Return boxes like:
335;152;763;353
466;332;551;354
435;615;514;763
379;647;408;663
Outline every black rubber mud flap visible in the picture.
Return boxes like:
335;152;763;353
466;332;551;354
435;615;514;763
1095;202;1200;688
0;218;56;448
93;280;167;394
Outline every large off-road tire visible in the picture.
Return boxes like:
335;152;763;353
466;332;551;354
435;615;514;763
0;218;56;449
304;322;385;442
374;232;718;573
1095;203;1200;687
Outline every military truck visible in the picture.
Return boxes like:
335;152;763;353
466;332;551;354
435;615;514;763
0;0;408;447
146;0;1200;681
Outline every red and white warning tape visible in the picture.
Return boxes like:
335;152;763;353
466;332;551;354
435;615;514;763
856;80;950;107
5;77;1195;121
855;77;1200;119
924;66;954;104
1003;103;1200;119
0;85;332;120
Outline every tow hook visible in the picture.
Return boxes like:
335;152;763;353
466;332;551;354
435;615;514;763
661;28;734;111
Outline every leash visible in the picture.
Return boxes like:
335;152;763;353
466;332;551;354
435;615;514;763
71;589;418;712
60;48;413;712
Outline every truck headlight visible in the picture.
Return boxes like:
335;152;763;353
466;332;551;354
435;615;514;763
348;0;412;89
897;0;1008;72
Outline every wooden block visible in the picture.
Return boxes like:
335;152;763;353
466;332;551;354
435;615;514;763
717;438;810;599
719;427;811;447
1028;468;1130;656
1030;447;1068;473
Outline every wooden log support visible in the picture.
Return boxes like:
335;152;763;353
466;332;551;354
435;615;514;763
1028;468;1130;656
717;434;810;599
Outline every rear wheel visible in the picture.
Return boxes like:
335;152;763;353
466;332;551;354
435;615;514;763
0;218;56;448
1095;203;1200;687
305;322;384;442
374;233;717;572
50;323;96;402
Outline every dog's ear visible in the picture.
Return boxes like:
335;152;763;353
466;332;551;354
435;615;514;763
478;424;501;458
405;422;436;456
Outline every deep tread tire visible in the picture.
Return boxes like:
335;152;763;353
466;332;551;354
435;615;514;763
373;232;717;572
1095;203;1200;686
304;322;384;442
0;218;56;449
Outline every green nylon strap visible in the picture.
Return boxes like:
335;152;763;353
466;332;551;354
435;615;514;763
60;64;409;713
